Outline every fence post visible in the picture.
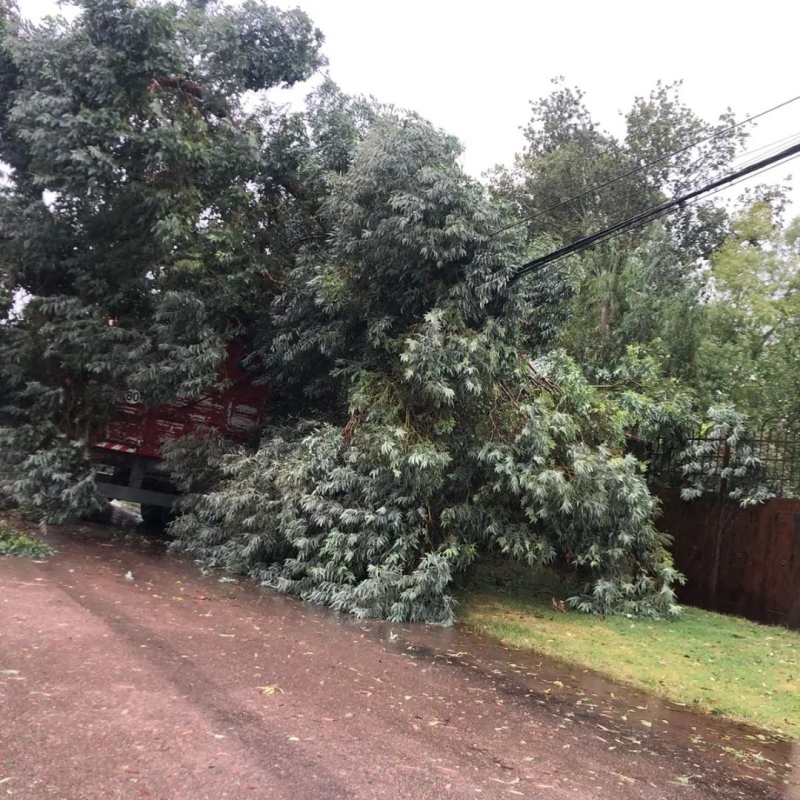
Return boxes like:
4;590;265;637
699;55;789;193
707;443;731;610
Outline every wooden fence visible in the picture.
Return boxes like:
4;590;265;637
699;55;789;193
658;491;800;629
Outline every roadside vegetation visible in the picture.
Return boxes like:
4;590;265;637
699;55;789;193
0;0;798;628
0;518;55;558
460;563;800;738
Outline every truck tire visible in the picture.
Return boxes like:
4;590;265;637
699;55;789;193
139;504;173;531
82;501;114;524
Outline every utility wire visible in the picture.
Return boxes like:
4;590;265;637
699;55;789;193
730;131;800;171
539;129;800;249
733;130;800;162
524;153;800;271
595;129;800;228
508;140;800;284
490;92;800;239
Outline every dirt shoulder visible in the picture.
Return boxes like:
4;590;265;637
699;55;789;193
1;521;796;800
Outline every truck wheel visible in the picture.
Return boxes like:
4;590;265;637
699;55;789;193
139;504;173;531
82;501;114;524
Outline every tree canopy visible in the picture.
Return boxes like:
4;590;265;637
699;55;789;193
0;0;793;622
695;203;800;427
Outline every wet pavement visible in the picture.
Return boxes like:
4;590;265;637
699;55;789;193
1;512;798;799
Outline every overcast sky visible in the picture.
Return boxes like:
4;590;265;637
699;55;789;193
22;0;800;205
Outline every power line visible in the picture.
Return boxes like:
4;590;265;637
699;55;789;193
490;92;800;240
508;140;800;284
529;128;800;253
730;131;800;171
509;143;800;283
595;129;800;225
733;130;800;163
527;154;800;271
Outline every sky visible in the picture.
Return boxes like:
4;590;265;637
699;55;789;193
20;0;800;205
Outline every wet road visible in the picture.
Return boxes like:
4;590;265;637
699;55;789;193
1;518;798;799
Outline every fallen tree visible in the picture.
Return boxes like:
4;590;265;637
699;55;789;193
167;115;685;623
0;0;685;623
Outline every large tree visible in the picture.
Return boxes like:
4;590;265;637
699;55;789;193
0;0;325;516
0;2;685;622
695;203;800;427
490;80;748;370
168;111;684;623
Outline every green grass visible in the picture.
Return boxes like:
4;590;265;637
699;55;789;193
0;519;56;558
458;563;800;739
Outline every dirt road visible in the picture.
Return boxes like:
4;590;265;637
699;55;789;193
1;519;797;799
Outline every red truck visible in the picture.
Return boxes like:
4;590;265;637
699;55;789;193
91;346;268;526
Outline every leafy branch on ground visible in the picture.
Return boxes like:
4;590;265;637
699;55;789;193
0;519;56;558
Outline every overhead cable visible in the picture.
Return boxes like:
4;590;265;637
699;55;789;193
508;140;800;284
491;92;800;239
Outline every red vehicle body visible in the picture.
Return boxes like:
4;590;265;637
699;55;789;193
91;345;268;523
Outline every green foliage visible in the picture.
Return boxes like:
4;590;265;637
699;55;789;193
1;5;694;622
172;421;461;623
161;429;237;495
554;229;704;381
490;79;751;368
169;117;683;624
0;519;56;557
488;77;798;507
266;111;518;391
0;426;106;523
695;203;800;428
196;1;325;94
675;407;776;506
493;78;744;254
0;0;325;519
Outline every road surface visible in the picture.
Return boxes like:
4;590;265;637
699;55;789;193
1;519;797;799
